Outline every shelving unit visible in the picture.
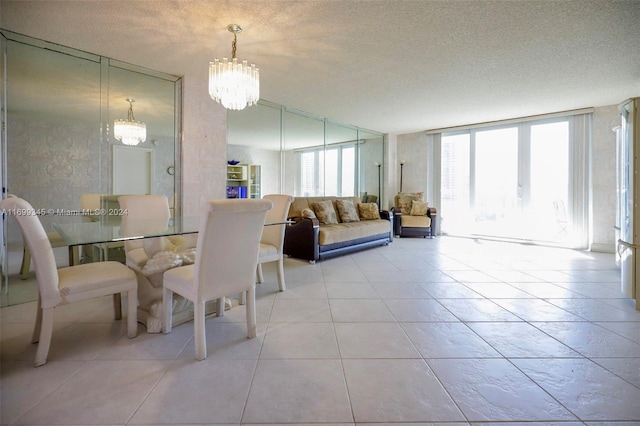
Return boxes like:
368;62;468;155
226;164;261;199
226;164;247;182
248;164;261;199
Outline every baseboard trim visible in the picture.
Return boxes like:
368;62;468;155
590;243;615;253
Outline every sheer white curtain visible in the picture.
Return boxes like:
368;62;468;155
427;133;441;235
569;113;592;249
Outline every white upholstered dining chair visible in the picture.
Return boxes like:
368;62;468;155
118;195;198;333
256;194;294;291
0;197;138;367
20;230;78;279
9;193;78;279
162;198;272;360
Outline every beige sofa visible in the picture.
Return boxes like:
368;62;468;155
283;196;393;263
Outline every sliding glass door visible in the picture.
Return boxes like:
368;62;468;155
474;127;520;238
441;118;571;245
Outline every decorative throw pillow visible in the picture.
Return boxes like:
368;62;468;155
397;192;424;215
358;202;380;220
301;208;316;219
312;200;338;225
410;200;429;216
335;199;360;223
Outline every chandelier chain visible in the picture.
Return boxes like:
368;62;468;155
231;32;237;59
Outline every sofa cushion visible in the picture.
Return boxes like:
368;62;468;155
358;202;380;220
336;199;360;223
401;215;431;228
289;196;362;219
290;197;312;218
312;200;338;225
318;219;390;245
302;208;316;219
410;200;429;216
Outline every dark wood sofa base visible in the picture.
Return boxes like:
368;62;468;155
284;212;393;263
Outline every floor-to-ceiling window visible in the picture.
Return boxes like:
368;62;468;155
440;113;589;247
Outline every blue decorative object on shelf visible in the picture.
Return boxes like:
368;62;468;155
227;160;240;165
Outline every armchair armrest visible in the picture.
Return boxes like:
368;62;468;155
390;207;401;236
379;209;394;241
283;217;320;262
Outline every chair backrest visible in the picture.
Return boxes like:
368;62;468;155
194;199;272;301
0;197;61;305
118;195;171;253
261;194;294;251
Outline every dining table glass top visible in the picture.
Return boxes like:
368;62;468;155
52;216;201;246
52;216;293;247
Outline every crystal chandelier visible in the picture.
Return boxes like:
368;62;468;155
209;24;259;110
114;98;146;146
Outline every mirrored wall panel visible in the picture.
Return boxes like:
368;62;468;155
0;30;182;306
227;100;384;202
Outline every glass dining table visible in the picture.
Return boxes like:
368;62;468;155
52;215;293;261
52;216;201;248
52;215;292;321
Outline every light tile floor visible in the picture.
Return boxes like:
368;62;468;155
2;236;640;425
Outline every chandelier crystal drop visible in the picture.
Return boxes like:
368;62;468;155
209;24;259;110
114;98;146;146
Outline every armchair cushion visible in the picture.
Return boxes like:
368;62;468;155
335;199;360;223
312;200;338;225
396;192;424;215
401;214;431;228
410;200;429;216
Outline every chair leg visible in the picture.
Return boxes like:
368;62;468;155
126;289;138;338
113;294;122;320
69;246;79;266
162;287;174;334
194;300;207;360
20;247;31;280
238;291;246;306
246;285;257;339
216;297;225;317
31;296;43;344
276;257;286;292
34;307;54;367
256;263;264;283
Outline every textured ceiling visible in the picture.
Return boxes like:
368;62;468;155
2;0;639;134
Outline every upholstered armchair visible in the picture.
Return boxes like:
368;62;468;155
392;192;437;238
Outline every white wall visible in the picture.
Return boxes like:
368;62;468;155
227;145;281;196
396;132;429;198
591;105;619;252
180;77;227;217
